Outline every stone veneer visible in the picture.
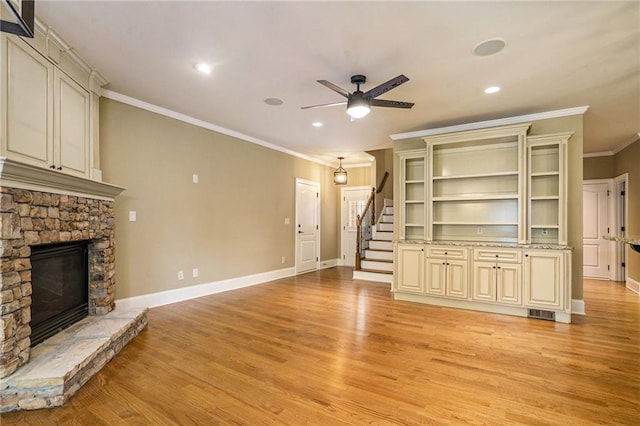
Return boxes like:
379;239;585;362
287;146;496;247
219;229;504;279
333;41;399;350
0;187;117;379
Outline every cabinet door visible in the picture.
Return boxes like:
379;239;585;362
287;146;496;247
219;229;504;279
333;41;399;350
55;70;90;177
2;36;53;168
446;259;468;299
473;262;496;302
425;258;446;296
396;245;425;294
496;263;522;305
524;251;562;309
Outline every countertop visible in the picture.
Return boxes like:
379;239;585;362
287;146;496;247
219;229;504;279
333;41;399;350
395;240;572;251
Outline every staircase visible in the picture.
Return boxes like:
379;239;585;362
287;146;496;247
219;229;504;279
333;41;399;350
353;204;394;284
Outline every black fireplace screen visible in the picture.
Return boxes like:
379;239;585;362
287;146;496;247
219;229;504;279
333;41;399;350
30;241;89;347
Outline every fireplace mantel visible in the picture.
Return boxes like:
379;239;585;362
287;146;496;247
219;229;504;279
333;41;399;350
0;158;125;200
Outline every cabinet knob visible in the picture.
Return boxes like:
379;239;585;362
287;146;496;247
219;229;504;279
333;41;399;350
56;166;62;171
50;165;56;169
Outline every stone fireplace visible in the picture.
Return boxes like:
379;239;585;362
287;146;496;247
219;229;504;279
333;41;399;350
0;159;148;412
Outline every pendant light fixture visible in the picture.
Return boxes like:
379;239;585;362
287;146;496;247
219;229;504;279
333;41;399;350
333;157;348;185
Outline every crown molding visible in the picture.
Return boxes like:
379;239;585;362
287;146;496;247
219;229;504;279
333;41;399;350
34;17;109;87
612;133;640;154
101;90;333;167
583;151;613;158
390;106;590;141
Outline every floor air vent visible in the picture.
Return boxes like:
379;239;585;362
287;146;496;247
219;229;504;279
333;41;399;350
528;309;555;321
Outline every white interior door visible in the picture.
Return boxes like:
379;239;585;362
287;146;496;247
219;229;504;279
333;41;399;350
295;178;319;274
341;186;371;267
583;181;611;279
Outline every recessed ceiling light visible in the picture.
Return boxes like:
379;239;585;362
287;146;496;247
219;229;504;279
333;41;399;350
195;63;212;74
264;97;284;106
312;122;323;127
472;38;506;56
484;86;501;94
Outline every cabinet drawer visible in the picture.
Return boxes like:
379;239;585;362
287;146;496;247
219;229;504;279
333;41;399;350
426;246;468;259
473;248;521;263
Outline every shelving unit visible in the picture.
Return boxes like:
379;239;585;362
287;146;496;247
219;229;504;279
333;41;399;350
394;123;574;323
425;124;530;243
527;133;572;245
399;151;426;240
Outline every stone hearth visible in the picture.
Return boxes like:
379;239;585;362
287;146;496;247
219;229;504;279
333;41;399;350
0;158;147;412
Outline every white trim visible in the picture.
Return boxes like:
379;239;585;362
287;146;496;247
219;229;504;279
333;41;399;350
319;259;339;269
116;267;295;309
583;151;614;158
101;90;329;166
390;106;589;141
627;277;640;295
613;134;640;155
571;299;586;315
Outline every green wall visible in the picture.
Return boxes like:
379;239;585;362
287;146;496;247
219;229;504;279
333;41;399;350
100;98;342;299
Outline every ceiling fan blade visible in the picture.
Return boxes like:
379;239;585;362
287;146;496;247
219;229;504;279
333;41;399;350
317;80;351;98
370;99;415;109
301;101;347;110
363;75;409;99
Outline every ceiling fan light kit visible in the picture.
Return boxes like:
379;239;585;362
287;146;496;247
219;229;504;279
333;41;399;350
302;74;414;120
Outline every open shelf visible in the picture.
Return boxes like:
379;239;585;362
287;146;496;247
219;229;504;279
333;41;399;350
432;171;518;180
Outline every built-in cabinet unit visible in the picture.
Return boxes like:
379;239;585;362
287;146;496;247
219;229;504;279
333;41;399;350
1;31;99;179
527;133;571;245
394;123;573;323
398;151;426;240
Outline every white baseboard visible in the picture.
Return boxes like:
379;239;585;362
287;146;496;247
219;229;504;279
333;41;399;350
319;259;339;269
627;277;640;294
572;299;586;315
116;267;296;309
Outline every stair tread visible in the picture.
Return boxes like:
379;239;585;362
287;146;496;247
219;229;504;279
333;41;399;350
362;258;393;263
358;268;393;275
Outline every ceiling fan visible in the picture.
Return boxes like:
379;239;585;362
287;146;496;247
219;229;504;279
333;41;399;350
301;74;414;119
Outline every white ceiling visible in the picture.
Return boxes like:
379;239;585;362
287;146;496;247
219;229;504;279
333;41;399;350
35;1;639;166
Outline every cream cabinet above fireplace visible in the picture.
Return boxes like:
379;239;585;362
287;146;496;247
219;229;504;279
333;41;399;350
1;31;103;180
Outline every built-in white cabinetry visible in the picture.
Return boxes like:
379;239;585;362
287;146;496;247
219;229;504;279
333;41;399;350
1;34;91;178
472;249;521;305
523;250;568;311
427;123;529;244
398;151;426;240
527;133;571;245
394;122;574;323
395;244;425;294
424;246;468;299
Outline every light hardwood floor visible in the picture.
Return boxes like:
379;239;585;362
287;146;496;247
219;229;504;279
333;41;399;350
2;267;639;425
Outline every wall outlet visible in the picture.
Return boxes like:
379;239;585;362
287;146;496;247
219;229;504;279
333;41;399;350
128;211;137;222
192;174;199;184
281;256;285;264
192;268;199;278
178;270;184;280
284;217;290;225
477;226;483;235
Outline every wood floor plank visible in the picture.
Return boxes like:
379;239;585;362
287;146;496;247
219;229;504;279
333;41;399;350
1;268;638;424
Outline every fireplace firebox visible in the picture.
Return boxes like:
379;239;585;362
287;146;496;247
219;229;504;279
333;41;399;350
30;241;89;347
